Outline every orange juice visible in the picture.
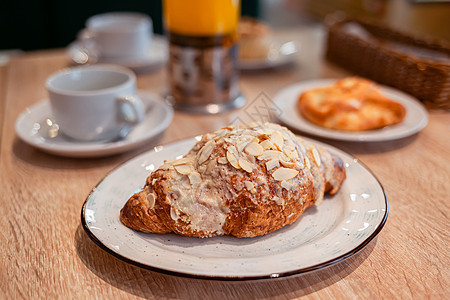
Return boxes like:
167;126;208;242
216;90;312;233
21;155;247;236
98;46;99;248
164;0;240;36
164;0;244;113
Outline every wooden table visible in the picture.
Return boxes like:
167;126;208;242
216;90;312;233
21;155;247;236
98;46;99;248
1;25;449;299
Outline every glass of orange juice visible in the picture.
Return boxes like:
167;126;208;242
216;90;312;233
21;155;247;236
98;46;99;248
163;0;245;114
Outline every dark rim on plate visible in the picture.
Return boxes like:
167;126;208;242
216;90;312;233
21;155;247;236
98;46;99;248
80;137;389;281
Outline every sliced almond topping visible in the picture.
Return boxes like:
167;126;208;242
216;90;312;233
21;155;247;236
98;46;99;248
198;140;216;164
171;157;193;166
159;161;173;170
236;139;250;152
146;193;156;209
259;140;273;150
280;159;296;168
283;147;296;159
255;128;268;135
180;178;192;190
239;157;254;173
226;150;240;169
312;148;321;167
281;152;290;162
305;157;311;169
197;164;207;174
257;150;282;161
245;142;263;156
273;196;284;206
174;164;192;175
281;179;296;191
215;129;228;137
284;143;295;151
228;144;239;157
272;167;299;181
247;153;256;164
296;140;307;154
281;180;290;190
244;180;255;191
217;157;228;164
270;131;284;150
151;178;157;185
188;171;202;186
256;176;266;184
170;207;179;220
266;159;279;171
282;150;292;159
295;150;303;162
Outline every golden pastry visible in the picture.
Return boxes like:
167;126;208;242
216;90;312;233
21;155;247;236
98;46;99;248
297;77;406;131
120;123;346;238
237;17;272;60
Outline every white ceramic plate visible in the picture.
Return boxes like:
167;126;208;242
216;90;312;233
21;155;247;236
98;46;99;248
238;41;298;71
68;35;168;74
15;91;173;158
273;79;428;142
81;137;388;280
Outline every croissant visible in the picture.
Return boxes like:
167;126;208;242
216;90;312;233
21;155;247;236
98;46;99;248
120;122;346;238
297;77;406;131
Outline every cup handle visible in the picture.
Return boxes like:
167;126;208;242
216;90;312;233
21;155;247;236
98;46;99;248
117;95;146;125
77;28;99;61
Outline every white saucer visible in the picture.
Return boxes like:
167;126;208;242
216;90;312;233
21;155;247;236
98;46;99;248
68;35;168;74
15;91;174;158
273;79;429;142
238;40;298;71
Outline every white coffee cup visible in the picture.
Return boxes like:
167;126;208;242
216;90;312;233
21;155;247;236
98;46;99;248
46;64;145;142
79;12;153;61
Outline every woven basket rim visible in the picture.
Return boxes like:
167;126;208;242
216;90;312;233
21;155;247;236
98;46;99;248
325;13;450;68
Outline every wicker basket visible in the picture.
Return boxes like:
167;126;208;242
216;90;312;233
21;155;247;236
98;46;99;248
325;13;450;110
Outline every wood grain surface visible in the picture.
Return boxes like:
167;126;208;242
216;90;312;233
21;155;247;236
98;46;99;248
1;26;449;299
0;63;8;150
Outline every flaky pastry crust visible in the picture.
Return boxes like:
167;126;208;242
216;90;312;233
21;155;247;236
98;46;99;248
120;123;346;238
297;77;406;131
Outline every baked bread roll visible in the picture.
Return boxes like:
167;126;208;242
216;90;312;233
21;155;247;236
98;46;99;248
237;17;272;60
297;77;406;131
120;123;346;238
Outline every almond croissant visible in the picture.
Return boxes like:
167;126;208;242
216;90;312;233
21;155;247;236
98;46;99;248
120;122;346;238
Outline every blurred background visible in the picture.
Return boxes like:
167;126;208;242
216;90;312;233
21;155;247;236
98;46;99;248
1;0;449;52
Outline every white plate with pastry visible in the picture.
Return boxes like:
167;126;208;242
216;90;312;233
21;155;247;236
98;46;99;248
15;91;173;158
81;124;388;280
273;78;428;142
238;41;298;71
237;17;298;70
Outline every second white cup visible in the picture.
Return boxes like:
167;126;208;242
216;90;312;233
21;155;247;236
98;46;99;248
79;12;153;61
46;65;145;142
